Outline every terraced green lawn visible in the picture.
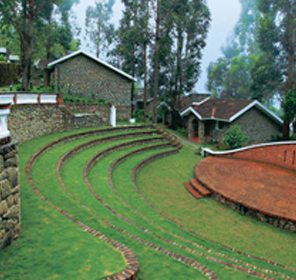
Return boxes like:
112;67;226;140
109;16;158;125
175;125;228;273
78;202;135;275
0;125;295;280
136;147;296;267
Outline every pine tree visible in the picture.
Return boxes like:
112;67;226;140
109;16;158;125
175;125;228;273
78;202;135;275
256;0;296;139
85;0;115;58
207;0;260;99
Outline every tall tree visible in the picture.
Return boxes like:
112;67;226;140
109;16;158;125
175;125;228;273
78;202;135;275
256;0;296;139
85;0;115;58
152;0;210;125
140;0;151;123
0;0;48;90
110;0;210;124
0;0;79;90
152;0;160;123
0;24;20;56
110;0;150;119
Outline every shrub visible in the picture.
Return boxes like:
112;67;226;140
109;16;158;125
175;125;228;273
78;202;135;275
223;125;249;149
134;109;144;122
176;127;188;138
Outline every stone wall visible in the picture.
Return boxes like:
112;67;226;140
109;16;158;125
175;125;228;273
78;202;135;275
0;139;20;250
189;107;282;145
233;107;282;144
52;54;133;106
211;107;282;145
8;104;107;144
212;193;296;233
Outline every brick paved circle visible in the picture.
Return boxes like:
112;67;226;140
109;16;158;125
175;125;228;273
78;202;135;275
195;157;296;222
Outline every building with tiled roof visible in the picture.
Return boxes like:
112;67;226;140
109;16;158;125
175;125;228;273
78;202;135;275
46;50;136;119
180;98;283;145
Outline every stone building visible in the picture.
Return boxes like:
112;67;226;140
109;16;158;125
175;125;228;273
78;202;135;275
47;50;136;117
180;97;283;145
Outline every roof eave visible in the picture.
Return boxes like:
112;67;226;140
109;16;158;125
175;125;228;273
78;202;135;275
47;50;137;82
229;100;283;125
180;106;203;120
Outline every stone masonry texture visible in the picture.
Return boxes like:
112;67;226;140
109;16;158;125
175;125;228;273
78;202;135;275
8;104;109;144
52;54;133;106
213;107;282;144
0;139;20;251
187;106;282;145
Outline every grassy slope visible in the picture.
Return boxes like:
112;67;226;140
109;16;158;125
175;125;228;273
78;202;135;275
136;145;296;267
0;128;126;280
1;127;295;280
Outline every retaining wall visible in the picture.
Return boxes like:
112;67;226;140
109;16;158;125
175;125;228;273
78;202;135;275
203;141;296;171
8;104;107;144
202;142;296;231
0;139;20;250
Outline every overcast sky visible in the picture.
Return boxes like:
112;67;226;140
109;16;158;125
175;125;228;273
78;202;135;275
73;0;241;93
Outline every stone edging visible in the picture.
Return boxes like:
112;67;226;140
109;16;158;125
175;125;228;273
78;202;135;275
25;128;147;280
24;126;296;279
131;151;296;279
56;131;220;279
102;140;293;279
81;140;222;279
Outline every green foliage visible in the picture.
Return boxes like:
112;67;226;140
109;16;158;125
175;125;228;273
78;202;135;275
0;63;19;87
223;125;249;149
134;109;144;122
255;0;296;102
85;0;115;58
0;54;7;62
283;89;296;122
155;0;210;109
207;53;256;99
111;0;210;113
207;0;260;100
176;126;188;138
250;54;282;101
63;92;106;104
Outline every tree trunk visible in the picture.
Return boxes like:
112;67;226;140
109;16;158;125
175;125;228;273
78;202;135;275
143;4;148;123
152;0;160;124
143;39;147;123
96;21;101;58
283;120;290;140
283;7;296;140
20;0;35;91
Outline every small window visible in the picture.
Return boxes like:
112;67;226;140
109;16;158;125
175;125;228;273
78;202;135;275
216;121;224;130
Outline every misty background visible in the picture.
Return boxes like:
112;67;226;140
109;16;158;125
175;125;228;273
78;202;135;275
72;0;242;93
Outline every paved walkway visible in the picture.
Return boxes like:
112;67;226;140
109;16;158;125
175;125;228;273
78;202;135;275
165;129;200;149
195;157;296;223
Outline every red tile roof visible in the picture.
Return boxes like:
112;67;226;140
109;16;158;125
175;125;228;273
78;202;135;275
191;98;253;120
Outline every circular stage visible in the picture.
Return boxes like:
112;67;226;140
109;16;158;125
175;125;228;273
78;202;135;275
195;157;296;223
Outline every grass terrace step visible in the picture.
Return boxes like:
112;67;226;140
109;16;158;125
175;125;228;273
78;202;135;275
1;126;296;280
43;138;217;278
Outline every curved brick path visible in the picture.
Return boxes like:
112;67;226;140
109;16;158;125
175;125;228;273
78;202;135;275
23;126;296;280
195;157;296;223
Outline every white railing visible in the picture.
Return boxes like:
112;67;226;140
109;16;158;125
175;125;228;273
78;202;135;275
0;92;62;105
202;141;296;157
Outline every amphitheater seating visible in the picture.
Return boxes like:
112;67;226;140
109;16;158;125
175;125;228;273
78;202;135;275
18;125;296;280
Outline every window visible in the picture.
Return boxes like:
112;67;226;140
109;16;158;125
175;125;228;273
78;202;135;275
216;121;224;130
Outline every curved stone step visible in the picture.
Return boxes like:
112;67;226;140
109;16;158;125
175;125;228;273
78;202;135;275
190;178;211;197
184;182;203;199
